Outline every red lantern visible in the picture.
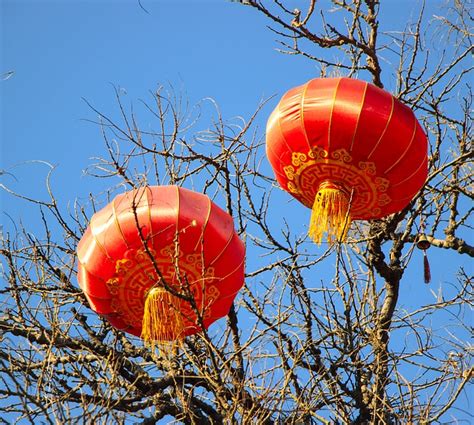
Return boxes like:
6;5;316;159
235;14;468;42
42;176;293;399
77;186;245;343
266;77;428;244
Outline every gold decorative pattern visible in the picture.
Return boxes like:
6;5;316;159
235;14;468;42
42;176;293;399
283;147;391;218
106;246;219;329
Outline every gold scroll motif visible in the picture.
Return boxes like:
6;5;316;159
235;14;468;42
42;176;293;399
106;246;218;329
283;147;391;218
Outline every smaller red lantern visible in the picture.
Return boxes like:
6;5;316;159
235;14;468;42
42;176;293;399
77;186;245;343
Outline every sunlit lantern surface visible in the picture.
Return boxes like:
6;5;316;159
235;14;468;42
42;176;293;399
266;77;428;244
77;186;245;343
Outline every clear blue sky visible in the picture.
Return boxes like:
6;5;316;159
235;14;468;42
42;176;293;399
1;0;464;299
1;0;471;419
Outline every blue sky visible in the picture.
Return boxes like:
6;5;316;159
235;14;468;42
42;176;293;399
1;0;471;420
1;0;465;297
2;1;317;219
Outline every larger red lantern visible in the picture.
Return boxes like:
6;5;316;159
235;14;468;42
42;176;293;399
266;77;428;244
77;186;245;343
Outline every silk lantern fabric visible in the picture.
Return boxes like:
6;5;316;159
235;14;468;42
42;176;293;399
77;186;245;342
266;77;428;244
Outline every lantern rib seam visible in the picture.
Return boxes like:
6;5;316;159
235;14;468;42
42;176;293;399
300;80;312;152
195;196;212;279
210;283;243;303
367;95;395;160
174;185;181;267
90;221;114;261
113;197;130;249
194;196;212;253
384;115;418;174
276;98;298;164
265;139;287;179
78;263;112;299
146;187;153;244
349;81;369;152
131;187;150;247
272;97;306;197
327;78;343;153
217;257;245;280
390;156;427;188
208;230;237;267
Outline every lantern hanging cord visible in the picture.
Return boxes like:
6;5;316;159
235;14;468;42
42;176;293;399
309;181;353;245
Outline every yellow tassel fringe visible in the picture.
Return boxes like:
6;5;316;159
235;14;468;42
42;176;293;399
141;287;185;347
308;186;351;245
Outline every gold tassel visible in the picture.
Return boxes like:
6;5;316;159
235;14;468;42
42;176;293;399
309;183;351;245
416;233;431;284
423;251;431;284
141;286;185;348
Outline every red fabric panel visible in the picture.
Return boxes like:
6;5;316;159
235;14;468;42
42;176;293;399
277;84;310;155
113;187;153;251
218;262;245;298
103;313;141;335
203;282;243;328
303;78;340;150
83;292;115;315
265;136;291;189
78;264;111;299
265;93;298;191
384;154;428;216
367;99;417;172
148;185;179;252
97;193;130;260
350;82;394;162
209;233;245;275
327;78;367;153
177;187;211;254
201;202;235;268
77;226;115;277
385;123;428;184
